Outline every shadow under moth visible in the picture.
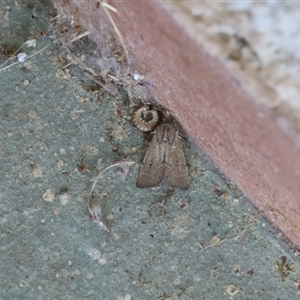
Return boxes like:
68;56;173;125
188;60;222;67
136;123;189;190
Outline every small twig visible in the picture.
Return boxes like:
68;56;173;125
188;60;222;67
100;1;128;54
107;74;119;81
69;30;91;44
84;71;117;95
101;2;118;13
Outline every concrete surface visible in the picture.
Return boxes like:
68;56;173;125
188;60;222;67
60;0;300;249
1;1;300;299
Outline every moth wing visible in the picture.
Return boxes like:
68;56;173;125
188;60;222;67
136;137;164;188
164;134;189;190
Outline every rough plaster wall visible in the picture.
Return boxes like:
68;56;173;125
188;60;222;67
162;1;300;136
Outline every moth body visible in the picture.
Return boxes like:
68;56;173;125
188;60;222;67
136;123;189;190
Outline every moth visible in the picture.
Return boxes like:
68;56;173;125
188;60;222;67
136;123;189;190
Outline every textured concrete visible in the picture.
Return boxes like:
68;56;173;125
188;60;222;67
105;0;300;248
55;0;300;248
1;1;300;299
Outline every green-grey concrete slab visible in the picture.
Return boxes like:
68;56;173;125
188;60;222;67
1;1;300;299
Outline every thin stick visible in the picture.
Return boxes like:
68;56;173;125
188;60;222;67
102;2;118;13
69;30;91;44
100;1;128;54
84;71;116;95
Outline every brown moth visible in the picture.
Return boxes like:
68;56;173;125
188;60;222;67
136;123;189;190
